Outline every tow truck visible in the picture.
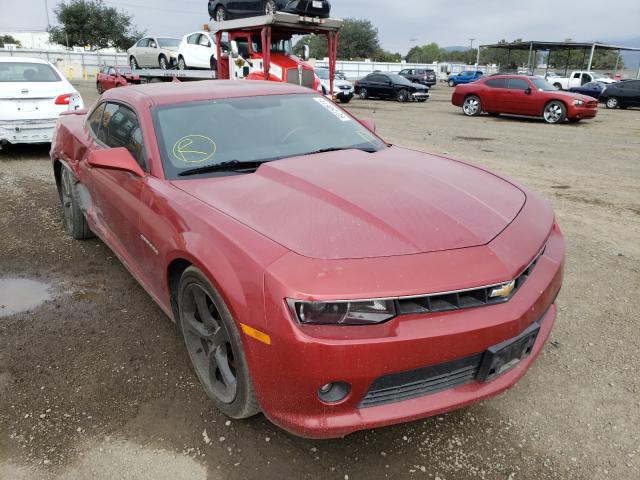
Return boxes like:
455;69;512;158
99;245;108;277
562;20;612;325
209;12;343;97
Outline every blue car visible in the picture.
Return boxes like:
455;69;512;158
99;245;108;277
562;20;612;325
567;81;607;99
448;70;483;87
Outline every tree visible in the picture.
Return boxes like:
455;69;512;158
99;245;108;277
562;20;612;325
293;18;381;60
549;40;625;71
48;0;144;50
406;43;442;63
373;49;402;62
0;35;22;48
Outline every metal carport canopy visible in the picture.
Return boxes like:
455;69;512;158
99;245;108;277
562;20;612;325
479;40;640;75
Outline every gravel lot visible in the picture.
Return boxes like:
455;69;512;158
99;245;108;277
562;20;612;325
1;81;639;480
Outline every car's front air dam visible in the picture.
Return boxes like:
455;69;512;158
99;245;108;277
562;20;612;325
247;226;564;439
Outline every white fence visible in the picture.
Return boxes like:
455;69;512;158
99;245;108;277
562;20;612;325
0;48;128;80
314;60;500;81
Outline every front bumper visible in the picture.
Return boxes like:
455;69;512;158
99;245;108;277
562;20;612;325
568;104;598;119
0;118;58;144
250;218;564;438
412;91;430;100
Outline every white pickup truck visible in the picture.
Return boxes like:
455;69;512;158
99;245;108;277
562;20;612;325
540;71;616;90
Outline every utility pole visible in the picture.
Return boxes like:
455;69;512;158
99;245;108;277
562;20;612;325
44;0;51;30
469;38;476;68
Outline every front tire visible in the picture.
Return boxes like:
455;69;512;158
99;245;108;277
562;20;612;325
339;96;352;104
178;267;259;419
58;165;93;240
210;57;217;72
605;97;619;109
543;101;567;124
462;95;482;116
177;56;187;70
159;55;169;70
448;79;455;87
396;89;409;102
129;56;139;69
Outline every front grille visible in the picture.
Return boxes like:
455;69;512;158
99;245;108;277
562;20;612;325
586;100;597;108
396;246;545;316
286;68;314;88
359;353;483;408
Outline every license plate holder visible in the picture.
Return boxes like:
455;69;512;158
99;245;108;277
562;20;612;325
312;1;323;8
478;322;540;382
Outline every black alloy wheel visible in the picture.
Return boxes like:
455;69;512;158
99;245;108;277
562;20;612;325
178;267;259;418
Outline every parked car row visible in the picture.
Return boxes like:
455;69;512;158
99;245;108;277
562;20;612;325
355;72;430;102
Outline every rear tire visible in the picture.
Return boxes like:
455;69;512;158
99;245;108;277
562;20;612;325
553;82;562;90
264;0;277;15
462;95;482;116
448;79;455;87
605;97;619;109
178;267;260;419
543;101;567;124
58;165;93;240
210;57;217;72
359;87;368;99
214;5;227;21
96;82;103;94
129;56;139;69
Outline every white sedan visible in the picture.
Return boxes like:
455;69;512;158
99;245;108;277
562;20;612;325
177;31;227;71
315;68;354;103
0;57;83;145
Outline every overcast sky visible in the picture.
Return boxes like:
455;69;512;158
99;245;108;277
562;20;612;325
1;0;639;53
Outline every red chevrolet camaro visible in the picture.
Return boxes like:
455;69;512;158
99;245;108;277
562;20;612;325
51;80;564;438
452;74;598;124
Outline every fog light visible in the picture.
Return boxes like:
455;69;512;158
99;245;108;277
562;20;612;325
317;381;350;403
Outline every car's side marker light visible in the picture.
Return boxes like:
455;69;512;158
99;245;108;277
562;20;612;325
240;323;271;345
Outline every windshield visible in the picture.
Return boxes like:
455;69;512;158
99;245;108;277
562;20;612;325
157;38;179;48
251;35;292;54
316;69;330;80
153;94;386;179
0;62;61;82
387;74;412;86
531;77;557;91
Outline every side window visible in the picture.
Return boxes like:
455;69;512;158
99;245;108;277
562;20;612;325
108;67;116;76
87;103;106;136
399;69;408;75
148;38;157;48
198;34;210;47
485;78;506;88
187;33;199;45
507;78;530;90
137;38;148;47
99;103;147;170
573;72;581;79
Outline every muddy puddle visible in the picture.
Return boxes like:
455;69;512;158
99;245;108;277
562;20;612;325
0;277;51;317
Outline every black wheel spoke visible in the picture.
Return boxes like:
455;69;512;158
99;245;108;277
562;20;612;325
214;345;236;388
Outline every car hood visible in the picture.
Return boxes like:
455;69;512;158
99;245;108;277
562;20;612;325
172;147;526;260
322;78;352;88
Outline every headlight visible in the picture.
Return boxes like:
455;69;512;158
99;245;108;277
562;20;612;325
573;99;584;106
287;299;396;325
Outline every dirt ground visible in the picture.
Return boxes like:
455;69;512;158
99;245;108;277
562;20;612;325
1;81;638;480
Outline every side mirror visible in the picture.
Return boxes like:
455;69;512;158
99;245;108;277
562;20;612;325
87;147;145;177
302;44;310;61
524;87;532;95
230;41;239;58
360;117;376;133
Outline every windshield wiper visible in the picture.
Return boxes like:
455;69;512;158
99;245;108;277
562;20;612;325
303;146;378;156
178;159;271;177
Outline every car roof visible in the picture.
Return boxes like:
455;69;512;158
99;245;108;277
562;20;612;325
0;56;51;65
485;74;536;79
100;80;313;107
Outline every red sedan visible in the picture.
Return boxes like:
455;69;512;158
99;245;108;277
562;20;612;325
96;65;139;93
51;80;564;438
452;74;598;124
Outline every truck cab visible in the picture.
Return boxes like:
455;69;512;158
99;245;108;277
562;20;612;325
547;71;616;90
210;13;343;95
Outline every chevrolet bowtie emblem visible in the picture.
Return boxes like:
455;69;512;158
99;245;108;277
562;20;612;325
490;280;516;298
